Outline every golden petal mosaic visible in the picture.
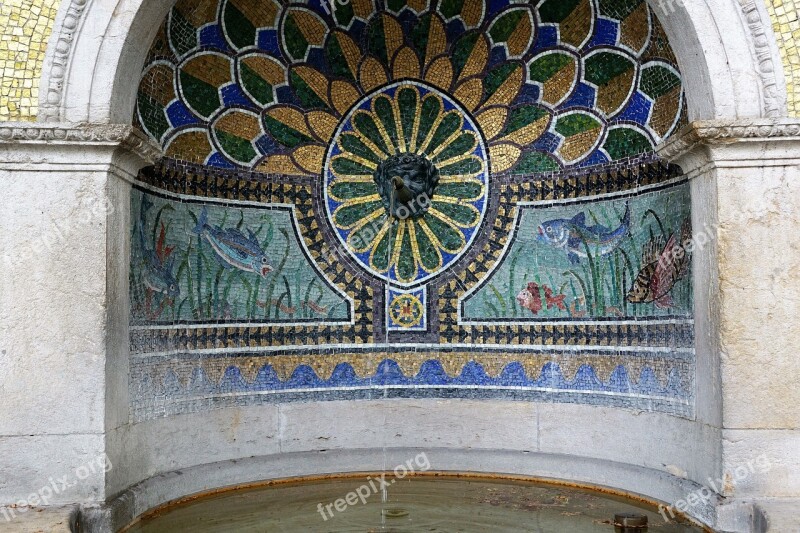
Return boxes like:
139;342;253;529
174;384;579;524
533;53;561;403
326;82;488;285
136;0;685;171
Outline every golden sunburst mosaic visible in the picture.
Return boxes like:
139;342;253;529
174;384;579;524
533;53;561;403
325;82;488;284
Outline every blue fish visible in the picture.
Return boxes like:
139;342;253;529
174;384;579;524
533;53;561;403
193;208;273;278
537;203;630;264
135;197;179;299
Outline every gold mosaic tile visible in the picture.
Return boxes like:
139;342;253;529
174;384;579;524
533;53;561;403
767;0;800;116
0;0;61;121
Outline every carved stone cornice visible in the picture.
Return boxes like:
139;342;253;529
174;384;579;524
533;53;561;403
738;0;786;118
657;120;800;162
38;0;91;121
0;123;162;163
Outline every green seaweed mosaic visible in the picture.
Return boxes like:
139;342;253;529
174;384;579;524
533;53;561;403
463;183;692;320
130;189;349;324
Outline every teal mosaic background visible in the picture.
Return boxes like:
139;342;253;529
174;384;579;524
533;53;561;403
463;183;692;320
130;189;350;325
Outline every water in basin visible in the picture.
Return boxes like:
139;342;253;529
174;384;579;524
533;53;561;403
123;476;705;532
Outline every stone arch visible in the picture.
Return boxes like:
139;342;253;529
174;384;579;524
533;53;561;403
38;0;788;125
650;0;787;119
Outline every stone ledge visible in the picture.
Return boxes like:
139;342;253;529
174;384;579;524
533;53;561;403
757;499;800;533
79;448;717;532
0;123;162;165
657;119;800;162
0;505;77;532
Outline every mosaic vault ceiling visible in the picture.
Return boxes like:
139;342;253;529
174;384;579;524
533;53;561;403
135;0;685;172
130;0;693;421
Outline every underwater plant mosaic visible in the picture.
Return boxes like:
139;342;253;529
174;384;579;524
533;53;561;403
130;0;695;422
130;189;352;325
463;183;692;321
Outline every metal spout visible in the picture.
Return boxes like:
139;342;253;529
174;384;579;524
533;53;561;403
614;513;648;532
392;175;414;204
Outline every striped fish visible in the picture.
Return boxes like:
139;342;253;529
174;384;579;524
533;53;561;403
193;208;273;278
626;219;691;309
537;204;630;264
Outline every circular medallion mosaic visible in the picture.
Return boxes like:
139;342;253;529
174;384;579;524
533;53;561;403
324;82;489;286
388;293;425;329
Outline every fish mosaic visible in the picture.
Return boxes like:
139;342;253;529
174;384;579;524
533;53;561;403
627;219;691;308
463;183;692;320
516;282;543;315
537;204;630;264
516;282;567;315
130;189;349;324
194;207;274;278
132;197;179;319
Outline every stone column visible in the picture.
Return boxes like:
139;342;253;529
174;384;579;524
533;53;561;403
660;120;800;533
0;124;159;530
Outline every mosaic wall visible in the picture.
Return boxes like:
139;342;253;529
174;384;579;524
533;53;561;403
0;0;61;121
131;0;695;422
766;0;800;116
462;184;691;321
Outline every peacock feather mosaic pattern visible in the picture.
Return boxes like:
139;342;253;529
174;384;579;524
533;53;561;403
131;0;694;422
135;0;685;169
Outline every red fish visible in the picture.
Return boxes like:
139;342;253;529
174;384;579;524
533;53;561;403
517;282;543;314
543;285;567;311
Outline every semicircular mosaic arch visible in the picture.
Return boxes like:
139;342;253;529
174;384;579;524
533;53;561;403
136;0;685;287
137;0;684;171
130;0;695;421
